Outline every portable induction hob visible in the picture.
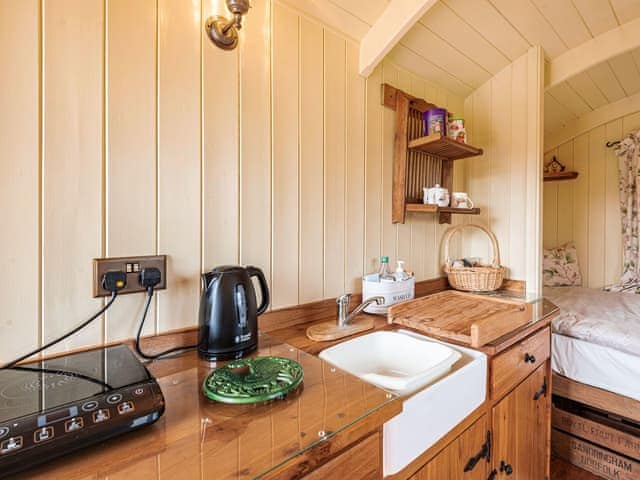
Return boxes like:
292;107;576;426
0;345;165;477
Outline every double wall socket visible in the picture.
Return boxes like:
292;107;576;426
93;255;167;297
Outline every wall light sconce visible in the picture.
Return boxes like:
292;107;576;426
205;0;251;50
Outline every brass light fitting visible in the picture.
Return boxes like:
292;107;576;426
205;0;251;50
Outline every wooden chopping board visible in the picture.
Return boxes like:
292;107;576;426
388;290;532;348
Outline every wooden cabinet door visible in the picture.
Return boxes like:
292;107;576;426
410;415;489;480
303;432;380;480
492;363;550;479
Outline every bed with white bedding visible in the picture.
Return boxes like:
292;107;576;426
544;286;640;401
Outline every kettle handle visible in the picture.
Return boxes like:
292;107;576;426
247;266;270;315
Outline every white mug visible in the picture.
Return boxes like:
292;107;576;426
451;192;474;209
436;191;450;207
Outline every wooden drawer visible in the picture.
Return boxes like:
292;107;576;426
490;327;550;400
304;432;381;480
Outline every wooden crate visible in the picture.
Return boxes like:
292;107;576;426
387;290;531;347
553;406;640;462
552;429;640;480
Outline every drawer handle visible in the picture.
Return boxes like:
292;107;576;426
524;353;536;364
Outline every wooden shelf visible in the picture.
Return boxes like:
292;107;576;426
543;171;579;182
382;83;482;225
405;203;481;221
408;134;483;160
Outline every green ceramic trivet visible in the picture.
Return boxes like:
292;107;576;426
202;356;303;404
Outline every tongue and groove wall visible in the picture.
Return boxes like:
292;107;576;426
542;106;640;288
0;0;466;362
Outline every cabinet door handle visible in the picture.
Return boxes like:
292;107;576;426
500;460;514;475
524;353;536;363
463;431;491;472
533;376;548;400
487;469;498;480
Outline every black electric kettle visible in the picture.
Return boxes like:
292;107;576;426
198;265;270;361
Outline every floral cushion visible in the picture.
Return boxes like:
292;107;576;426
543;242;583;287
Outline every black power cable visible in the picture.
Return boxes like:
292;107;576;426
1;292;118;370
1;270;126;370
133;268;196;361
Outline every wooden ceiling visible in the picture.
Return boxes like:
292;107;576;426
325;0;389;26
545;48;640;135
292;0;640;137
332;0;640;95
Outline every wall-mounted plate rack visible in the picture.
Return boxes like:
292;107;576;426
382;83;484;224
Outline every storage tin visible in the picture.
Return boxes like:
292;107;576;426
423;108;447;136
362;274;415;314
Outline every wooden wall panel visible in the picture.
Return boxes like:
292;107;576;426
364;64;383;275
157;0;201;332
461;48;543;294
466;82;492;263
0;0;468;361
323;30;346;299
203;1;240;269
299;17;324;304
345;43;366;294
42;0;104;353
395;70;413;268
542;152;559;249
106;0;157;341
542;109;637;288
509;55;528;280
0;0;40;360
381;61;399;268
525;47;544;295
556;142;575;246
588;126;606;284
490;66;512;271
408;77;429;281
573;134;591;283
605;121;623;284
271;2;299;308
239;0;272;283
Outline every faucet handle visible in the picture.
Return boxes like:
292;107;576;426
336;293;352;307
364;296;385;305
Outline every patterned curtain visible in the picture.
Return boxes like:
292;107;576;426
609;130;640;292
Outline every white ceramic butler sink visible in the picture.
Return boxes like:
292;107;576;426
319;330;487;476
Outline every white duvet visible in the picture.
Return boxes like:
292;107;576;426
544;286;640;357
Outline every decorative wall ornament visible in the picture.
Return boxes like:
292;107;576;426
543;155;565;174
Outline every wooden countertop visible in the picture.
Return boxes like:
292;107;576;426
273;295;559;358
19;334;401;480
17;288;557;479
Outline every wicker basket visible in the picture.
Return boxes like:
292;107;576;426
443;223;505;292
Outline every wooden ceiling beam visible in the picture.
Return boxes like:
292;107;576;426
546;16;640;89
359;0;438;77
